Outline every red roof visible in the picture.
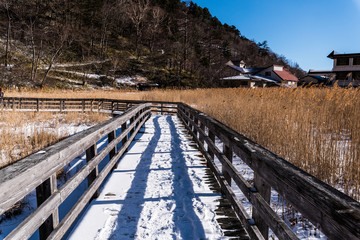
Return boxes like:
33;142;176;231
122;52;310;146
273;69;298;81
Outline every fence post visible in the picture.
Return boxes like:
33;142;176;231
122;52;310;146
90;100;93;112
86;144;99;200
252;173;271;239
12;98;15;111
36;99;39;112
59;100;62;112
82;100;85;113
199;122;205;145
108;130;117;170
208;130;215;160
36;173;59;240
223;144;233;186
121;122;128;152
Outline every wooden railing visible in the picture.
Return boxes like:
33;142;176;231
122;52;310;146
0;103;152;240
1;97;178;115
177;103;360;240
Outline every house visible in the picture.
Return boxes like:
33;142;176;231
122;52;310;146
299;75;332;86
309;51;360;87
221;61;298;88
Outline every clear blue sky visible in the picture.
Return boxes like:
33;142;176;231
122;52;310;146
190;0;360;72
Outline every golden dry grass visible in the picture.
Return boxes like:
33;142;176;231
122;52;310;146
3;87;360;200
0;111;109;169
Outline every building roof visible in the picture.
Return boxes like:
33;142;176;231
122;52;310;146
221;74;279;84
327;50;360;59
227;65;264;74
222;75;251;80
273;69;298;81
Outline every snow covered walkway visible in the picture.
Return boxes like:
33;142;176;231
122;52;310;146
68;115;229;239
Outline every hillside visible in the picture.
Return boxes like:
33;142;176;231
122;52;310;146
0;0;305;89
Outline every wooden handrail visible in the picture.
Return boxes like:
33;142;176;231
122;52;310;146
177;102;360;240
0;103;152;239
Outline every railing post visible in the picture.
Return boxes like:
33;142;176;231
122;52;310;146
252;173;271;239
36;173;59;240
82;100;85;113
36;99;39;112
59;100;62;112
111;101;114;114
108;130;117;170
223;144;233;186
86;144;99;200
161;103;163;115
12;98;15;111
193;115;198;138
199;122;205;145
208;130;215;160
90;100;93;112
121;122;128;152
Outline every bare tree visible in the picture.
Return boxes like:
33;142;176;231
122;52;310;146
148;6;165;53
125;0;150;56
0;0;12;67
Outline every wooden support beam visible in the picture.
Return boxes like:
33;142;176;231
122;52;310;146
36;174;59;240
223;144;233;186
108;130;117;170
86;144;99;200
252;173;271;239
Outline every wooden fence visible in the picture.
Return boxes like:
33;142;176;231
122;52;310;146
1;97;178;114
0;98;359;240
177;103;360;240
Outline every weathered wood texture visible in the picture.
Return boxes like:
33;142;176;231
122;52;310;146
177;103;360;240
0;103;151;240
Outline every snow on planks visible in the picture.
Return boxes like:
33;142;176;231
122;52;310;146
68;115;244;239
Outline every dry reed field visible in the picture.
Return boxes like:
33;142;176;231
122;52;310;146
3;87;360;200
0;111;109;169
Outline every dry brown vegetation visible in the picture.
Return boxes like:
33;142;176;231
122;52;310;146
3;87;360;200
0;111;109;169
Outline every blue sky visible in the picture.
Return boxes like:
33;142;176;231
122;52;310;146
190;0;360;71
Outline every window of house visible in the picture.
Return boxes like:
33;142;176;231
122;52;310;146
336;58;349;66
265;71;271;76
353;57;360;65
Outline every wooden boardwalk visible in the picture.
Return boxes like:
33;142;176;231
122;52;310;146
68;115;248;239
0;98;359;240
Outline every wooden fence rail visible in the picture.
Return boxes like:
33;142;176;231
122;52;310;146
0;98;359;240
177;103;360;240
1;97;178;114
0;103;152;240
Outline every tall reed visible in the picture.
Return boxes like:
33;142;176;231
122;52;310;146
4;87;360;200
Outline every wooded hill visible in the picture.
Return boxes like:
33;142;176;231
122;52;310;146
0;0;305;89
